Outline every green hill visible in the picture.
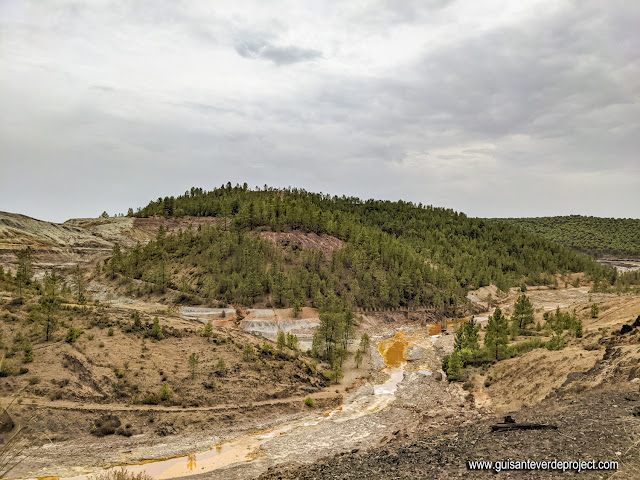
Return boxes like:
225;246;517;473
111;185;616;311
495;216;640;259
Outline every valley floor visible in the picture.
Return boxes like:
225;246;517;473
5;286;640;479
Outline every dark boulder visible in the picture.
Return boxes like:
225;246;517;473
0;409;14;434
620;316;640;334
620;324;633;334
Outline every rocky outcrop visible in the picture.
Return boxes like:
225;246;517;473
0;409;14;433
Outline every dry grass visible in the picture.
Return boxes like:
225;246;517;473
89;467;153;480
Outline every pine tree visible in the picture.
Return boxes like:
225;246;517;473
359;332;370;353
39;295;60;341
446;351;462;380
575;318;583;338
242;343;254;361
293;298;303;318
453;317;480;353
277;331;286;350
512;294;534;335
16;247;34;299
72;265;87;304
188;352;199;378
329;362;344;384
150;317;164;340
355;349;363;368
202;321;213;337
484;306;509;361
286;333;299;350
133;311;142;330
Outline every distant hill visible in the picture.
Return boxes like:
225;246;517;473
113;185;615;311
495;216;640;259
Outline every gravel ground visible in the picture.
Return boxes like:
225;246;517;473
257;387;640;480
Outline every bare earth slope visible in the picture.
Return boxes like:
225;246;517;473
0;212;223;268
0;211;114;267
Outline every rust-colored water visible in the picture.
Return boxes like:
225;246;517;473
428;318;467;336
57;407;345;479
428;323;442;335
378;332;409;368
323;406;342;418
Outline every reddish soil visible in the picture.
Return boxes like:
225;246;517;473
258;232;343;260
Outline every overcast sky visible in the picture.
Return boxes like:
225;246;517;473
1;0;638;223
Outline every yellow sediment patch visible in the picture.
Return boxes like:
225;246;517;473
428;323;442;335
378;332;410;368
428;317;469;336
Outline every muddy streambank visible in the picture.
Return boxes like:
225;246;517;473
13;394;342;479
17;328;469;480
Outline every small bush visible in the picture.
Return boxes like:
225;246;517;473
242;343;254;361
28;376;40;385
148;317;164;340
90;415;122;437
202;321;213;337
141;393;160;405
160;382;172;403
508;338;544;357
108;328;114;336
307;361;317;375
65;327;84;343
546;334;566;351
116;426;133;437
49;390;63;400
115;369;125;378
213;358;227;376
23;342;34;363
286;333;299;350
304;396;314;408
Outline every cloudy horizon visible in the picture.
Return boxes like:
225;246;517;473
1;0;638;223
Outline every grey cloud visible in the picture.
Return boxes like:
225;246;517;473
235;38;321;65
90;85;116;92
0;0;638;222
176;101;237;116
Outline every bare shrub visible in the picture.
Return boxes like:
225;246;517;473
90;467;153;480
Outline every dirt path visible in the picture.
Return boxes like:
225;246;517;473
5;392;342;414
